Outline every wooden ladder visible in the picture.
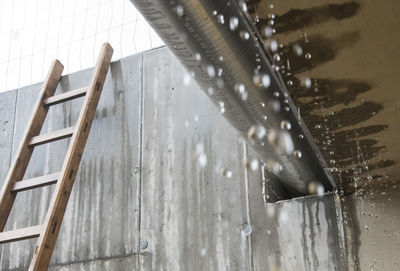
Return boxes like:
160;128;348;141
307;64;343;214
0;43;113;270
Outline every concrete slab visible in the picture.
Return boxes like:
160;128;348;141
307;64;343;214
0;47;347;270
139;48;252;271
0;55;143;269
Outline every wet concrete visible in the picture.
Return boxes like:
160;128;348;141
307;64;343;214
249;0;400;193
0;48;344;270
248;0;400;269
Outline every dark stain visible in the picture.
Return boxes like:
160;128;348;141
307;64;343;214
334;125;388;141
101;108;108;118
341;196;361;271
279;32;361;75
306;201;319;270
369;159;396;171
300;102;383;133
272;2;360;33
327;102;382;129
301;203;311;269
288;78;371;110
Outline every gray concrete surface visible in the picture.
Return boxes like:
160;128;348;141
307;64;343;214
0;47;344;270
342;186;400;271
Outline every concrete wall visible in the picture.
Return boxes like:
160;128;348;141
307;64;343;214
0;47;344;270
342;186;400;271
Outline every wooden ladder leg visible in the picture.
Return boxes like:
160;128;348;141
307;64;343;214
0;60;64;231
28;43;113;271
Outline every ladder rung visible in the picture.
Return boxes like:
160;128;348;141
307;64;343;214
44;87;87;106
11;172;59;192
0;225;43;244
29;126;75;147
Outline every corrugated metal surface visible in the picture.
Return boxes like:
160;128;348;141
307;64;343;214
0;48;343;270
128;0;335;196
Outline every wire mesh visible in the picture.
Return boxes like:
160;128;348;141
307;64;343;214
0;0;163;93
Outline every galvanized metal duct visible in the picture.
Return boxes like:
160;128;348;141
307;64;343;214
129;0;335;196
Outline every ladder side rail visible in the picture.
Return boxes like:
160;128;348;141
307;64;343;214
29;43;113;271
0;60;64;231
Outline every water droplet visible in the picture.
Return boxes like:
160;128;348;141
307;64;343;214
268;40;278;52
200;248;206;257
286;80;293;86
308;181;325;196
206;65;215;78
266;160;282;175
183;73;191;86
198;154;207;167
218;55;224;62
269;4;274;9
268;14;275;19
229;17;239;31
195;53;201;61
194;115;199;122
217;14;225;24
263;115;268;120
267;129;294;154
176;5;184;17
222;168;232;178
241;224;252;236
219;101;225;114
294;150;302;158
273;91;280;98
280;120;291;130
249;159;259;171
299;134;304;139
284;106;290;112
305;53;312;60
248;125;267;142
268;99;281;112
273;53;281;62
208;87;214;95
292;43;303;56
262;26;273;38
212;10;217;16
240;31;250;40
240;1;248;12
234;83;246;94
302;78;312;88
252;73;270;88
268;19;274;26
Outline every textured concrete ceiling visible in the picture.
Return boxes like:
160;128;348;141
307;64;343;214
247;0;400;194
